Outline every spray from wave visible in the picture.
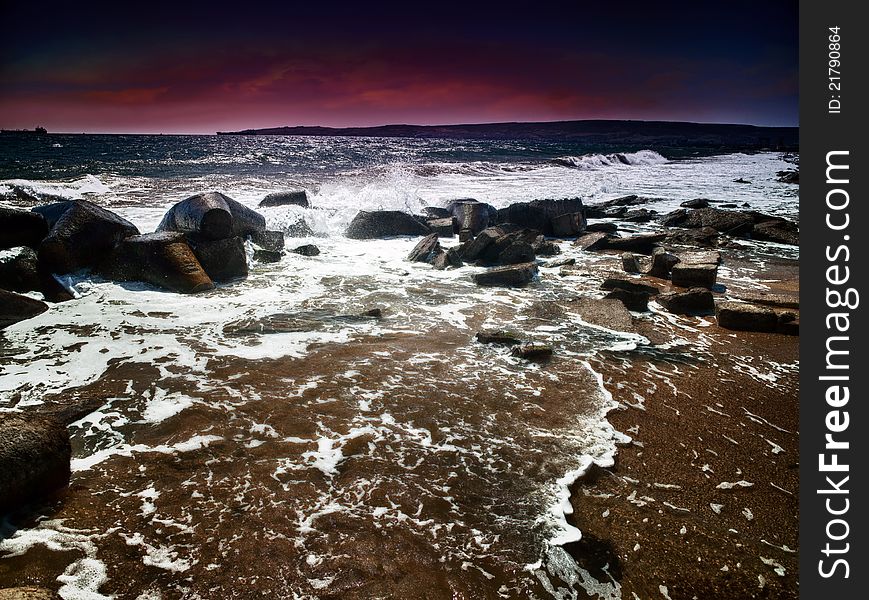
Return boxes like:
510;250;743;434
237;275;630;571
552;150;667;169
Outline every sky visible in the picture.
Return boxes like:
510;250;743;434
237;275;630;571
0;1;798;134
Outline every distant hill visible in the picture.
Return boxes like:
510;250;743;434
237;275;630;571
217;120;798;152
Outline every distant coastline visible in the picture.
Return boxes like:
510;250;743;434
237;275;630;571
217;119;799;152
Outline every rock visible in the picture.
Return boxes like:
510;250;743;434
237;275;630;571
0;247;42;293
549;212;587;237
475;329;521;346
345;210;430;239
647;247;680;278
604;288;650;312
656;288;715;315
0;289;49;329
621;253;641;274
0;587;58;599
585;221;618;234
250;229;285;252
0;412;71;515
259;190;309;208
460;225;520;262
449;200;491;234
492;238;535;266
751;220;799;245
574;231;611;251
600;232;667;254
186;236;248;282
661;207;754;235
733;178;751;184
543;257;576;268
32;200;139;274
432;247;463;270
157;192;267;240
458;229;474;242
670;263;718;289
719;203;738;208
621;209;657;223
730;291;798;309
680;198;710;209
1;207;48;250
496;199;584;234
566;297;634;331
510;342;553;361
427;217;456;237
362;308;383;318
99;231;214;294
253;249;283;263
679;250;722;265
777;312;800;335
601;277;660;296
664;226;720;247
423;207;451;219
777;170;799;184
292;244;321;257
473;262;537;287
284;219;315;238
407;234;441;263
532;236;560;256
716;302;778;332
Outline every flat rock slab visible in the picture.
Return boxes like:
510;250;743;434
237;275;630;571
472;263;537;287
511;342;553;361
716;301;778;332
601;277;660;296
656;288;715;315
0;288;49;329
600;232;667;254
0;587;58;600
475;329;522;346
671;263;718;289
730;291;799;309
574;231;611;251
565;297;634;332
604;288;650;312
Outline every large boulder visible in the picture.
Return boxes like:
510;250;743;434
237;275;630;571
661;207;754;235
549;212;587;237
407;233;442;263
0;247;42;293
32;200;139;274
427;218;456;238
259;190;309;208
751;220;799;245
680;198;710;209
473;263;537;287
0;289;49;329
157;192;266;240
495;198;584;235
656;288;715;315
345;210;430;239
716;302;779;332
670;263;718;289
292;244;321;257
1;207;48;250
448;200;492;234
187;235;248;282
604;288;650;312
0;412;71;514
460;224;521;262
99;231;214;294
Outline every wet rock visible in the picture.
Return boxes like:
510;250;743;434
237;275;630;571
32;200;140;274
259;190;309;208
460;225;519;261
601;277;660;296
585;221;618;233
777;170;799;184
99;231;214;294
423;206;451;219
734;178;751;184
679;250;722;265
604;288;650;312
284;218;315;238
0;412;71;515
492;237;535;266
621;209;657;223
362;308;383;318
0;586;59;599
224;309;377;336
656;288;715;315
495;198;584;234
1;206;48;250
250;229;285;252
0;247;42;293
532;235;560;257
716;302;778;332
427;217;456;237
511;342;553;361
680;198;710;209
449;200;492;234
621;253;641;274
730;291;798;309
751;220;799;245
432;247;463;270
566;297;634;331
345;210;430;239
407;233;441;263
777;312;800;336
475;329;521;346
661;207;754;236
543;257;575;268
647;247;680;278
719;203;738;208
473;262;537;287
253;249;283;263
574;231;611;251
0;288;49;329
549;212;587;237
458;228;474;242
600;233;667;254
670;263;718;289
664;226;720;248
158;192;266;240
187;235;248;282
292;244;321;257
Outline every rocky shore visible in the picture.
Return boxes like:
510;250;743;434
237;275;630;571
1;184;799;598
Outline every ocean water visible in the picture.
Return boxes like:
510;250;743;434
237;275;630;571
0;135;798;599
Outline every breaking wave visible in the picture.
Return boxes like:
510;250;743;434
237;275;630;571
552;150;668;169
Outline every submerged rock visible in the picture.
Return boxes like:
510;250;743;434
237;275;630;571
0;587;58;600
345;210;430;239
603;288;650;312
1;207;48;250
32;199;140;274
99;231;214;294
0;412;71;515
259;190;309;208
473;262;537;287
253;249;283;263
511;342;553;361
292;244;321;257
475;329;522;346
0;288;49;329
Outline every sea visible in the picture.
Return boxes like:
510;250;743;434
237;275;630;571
0;134;799;599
